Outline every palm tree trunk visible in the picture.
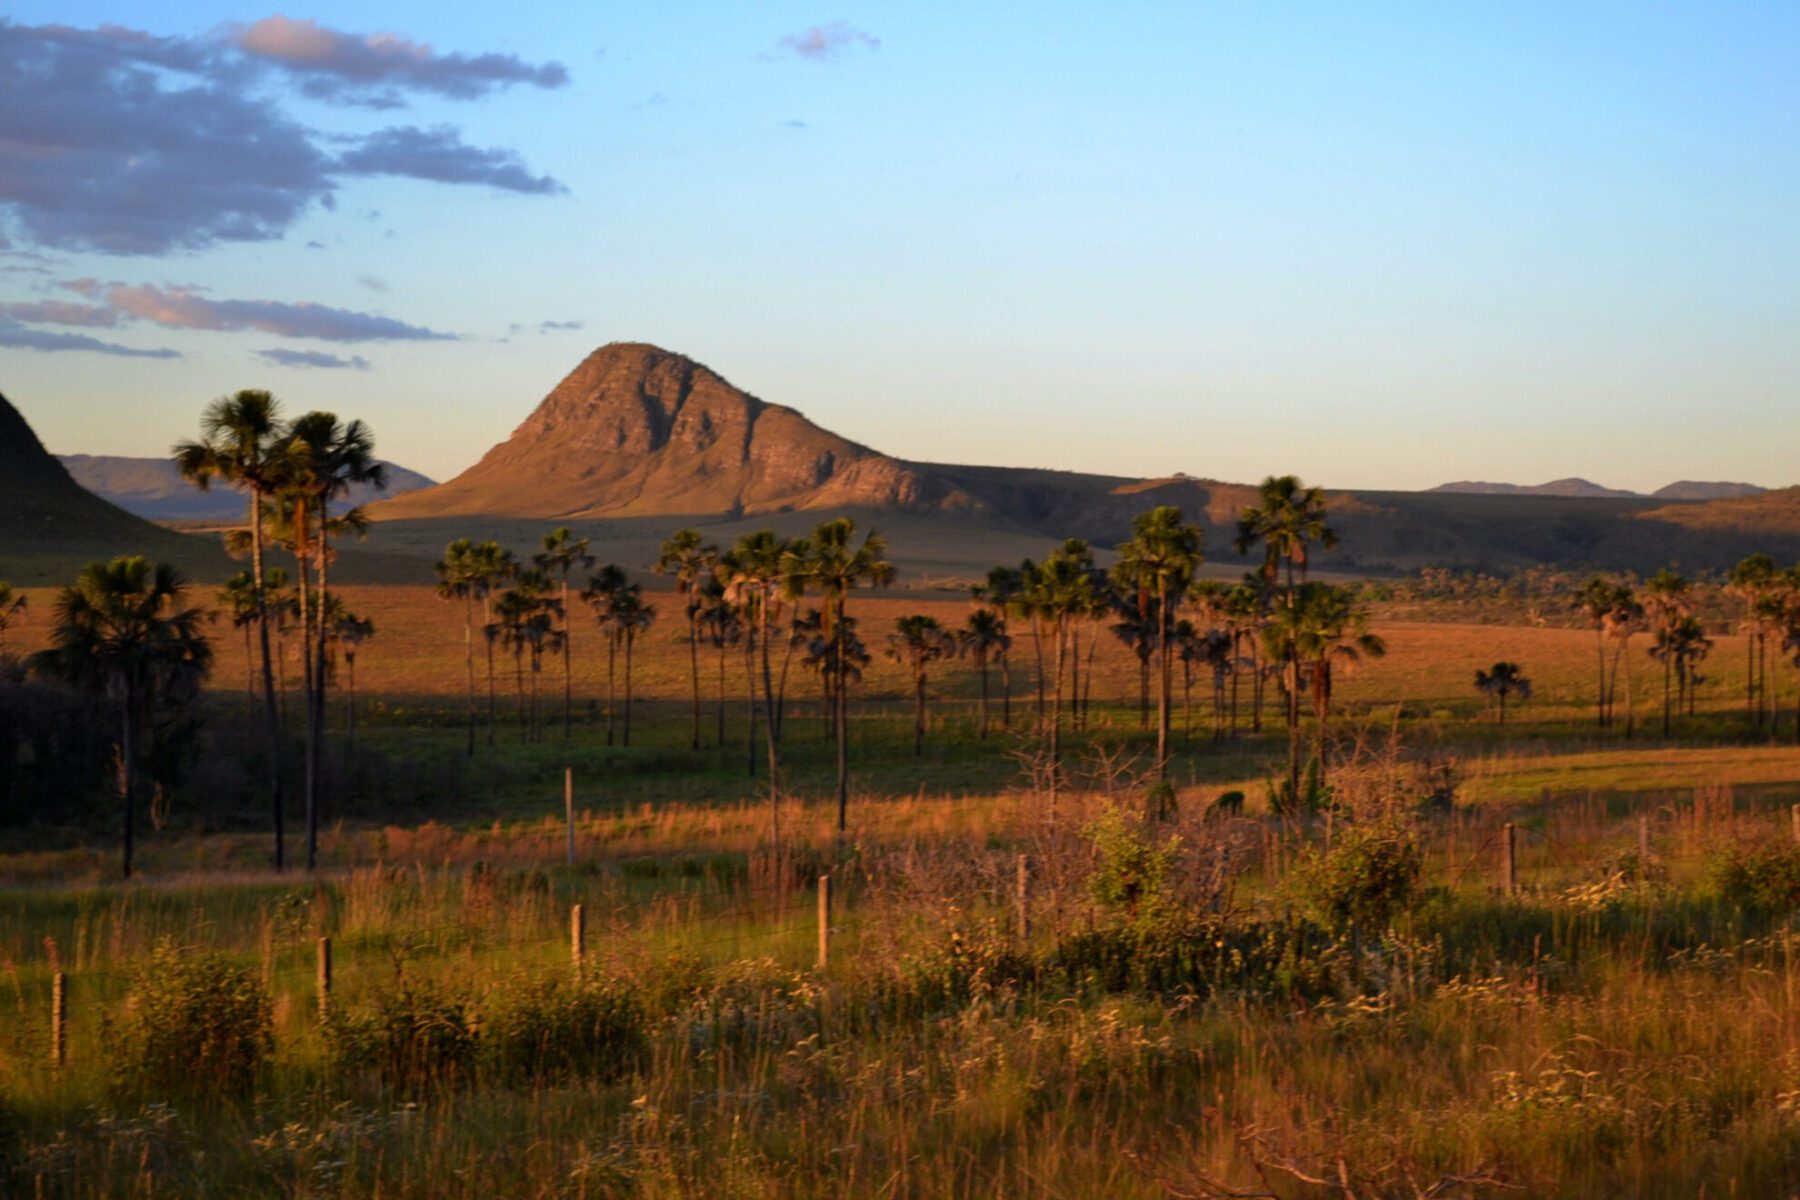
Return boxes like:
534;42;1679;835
119;694;136;880
623;633;635;747
1662;656;1672;737
716;639;727;748
977;651;990;738
513;647;526;739
1596;627;1609;728
1069;622;1082;732
687;610;701;751
999;649;1011;729
1155;581;1171;779
913;661;926;756
463;596;477;757
249;486;285;872
1030;615;1047;729
605;634;617;746
483;595;497;746
758;596;783;853
562;580;574;740
745;628;758;776
835;614;850;834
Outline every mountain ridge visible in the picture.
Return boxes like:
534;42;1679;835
59;454;434;521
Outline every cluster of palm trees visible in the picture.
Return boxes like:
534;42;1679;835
1578;566;1742;738
174;390;384;870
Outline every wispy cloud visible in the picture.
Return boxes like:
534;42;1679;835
773;22;880;62
102;283;456;342
538;319;584;332
337;126;566;195
230;16;568;107
0;318;179;358
0;300;118;327
255;347;372;370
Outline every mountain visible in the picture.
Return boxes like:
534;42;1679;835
0;394;226;582
374;343;980;520
1649;481;1767;501
1427;478;1642;499
59;454;435;521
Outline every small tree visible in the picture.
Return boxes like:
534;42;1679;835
884;614;956;755
1475;661;1532;725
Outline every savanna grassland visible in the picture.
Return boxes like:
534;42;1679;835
4;568;1800;1198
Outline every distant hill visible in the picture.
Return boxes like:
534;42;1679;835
0;394;228;583
1649;481;1767;501
1427;478;1642;499
59;454;434;521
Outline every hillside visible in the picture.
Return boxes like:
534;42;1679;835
1428;478;1640;499
0;395;228;583
1650;480;1768;501
59;454;434;521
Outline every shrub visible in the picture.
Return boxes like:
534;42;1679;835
1084;804;1183;925
1292;822;1423;933
328;983;478;1091
480;976;646;1085
111;944;271;1103
1704;843;1800;915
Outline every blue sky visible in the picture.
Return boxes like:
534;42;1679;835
2;2;1796;492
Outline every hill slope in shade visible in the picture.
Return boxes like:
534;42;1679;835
0;394;228;582
59;454;435;521
1649;480;1768;501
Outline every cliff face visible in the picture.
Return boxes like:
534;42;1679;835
377;343;974;519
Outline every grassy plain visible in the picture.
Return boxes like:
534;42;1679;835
4;572;1800;1197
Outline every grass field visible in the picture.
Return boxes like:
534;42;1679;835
4;569;1800;1197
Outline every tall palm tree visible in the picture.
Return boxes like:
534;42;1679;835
1727;554;1779;728
972;566;1022;728
1475;661;1532;725
534;528;594;739
609;585;655;747
1112;506;1204;779
721;532;794;815
278;412;385;870
467;542;518;746
696;574;739;748
957;608;1010;738
1643;568;1691;738
885;615;955;756
1577;577;1627;728
30;558;213;878
1266;582;1385;787
656;528;719;751
580;566;630;746
174;390;286;868
434;539;485;757
786;518;893;833
216;572;259;705
1651;615;1712;730
1235;476;1337;742
1009;559;1053;730
324;603;375;751
1109;596;1157;730
1602;590;1646;739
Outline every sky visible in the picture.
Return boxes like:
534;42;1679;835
2;2;1796;493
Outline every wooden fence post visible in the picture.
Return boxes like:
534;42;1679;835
571;903;586;974
565;768;576;867
51;971;66;1067
316;937;332;1024
1015;853;1030;942
1502;823;1517;895
1638;814;1651;864
816;874;831;970
1791;803;1799;845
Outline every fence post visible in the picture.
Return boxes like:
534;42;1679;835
1015;854;1030;942
565;768;576;867
1791;803;1799;845
316;937;332;1024
1638;814;1651;864
1502;822;1517;895
816;874;831;970
51;971;66;1067
571;903;586;975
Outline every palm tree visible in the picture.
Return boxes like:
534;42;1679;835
1112;506;1204;779
1577;577;1627;728
30;558;212;878
535;528;594;739
493;572;558;742
0;581;26;659
1727;554;1779;728
1643;569;1691;737
1651;615;1712;730
1475;661;1532;725
278;412;385;870
1109;596;1157;730
1235;476;1337;743
1010;560;1053;730
580;566;630;745
467;542;518;745
720;532;794;813
696;574;739;749
972;566;1022;728
656;528;719;751
885;615;955;755
1602;590;1646;739
1262;582;1385;793
609;585;655;747
1223;579;1269;735
174;390;286;869
320;597;374;750
216;572;259;705
434;539;485;756
957;608;1010;738
786;518;893;833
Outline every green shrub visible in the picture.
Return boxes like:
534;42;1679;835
1704;843;1800;915
1292;822;1423;933
328;983;478;1091
479;976;647;1084
1084;804;1183;925
111;944;272;1103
